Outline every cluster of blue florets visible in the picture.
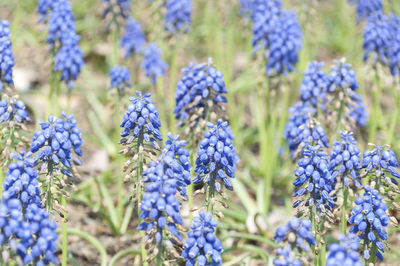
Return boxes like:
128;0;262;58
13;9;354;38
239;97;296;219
362;145;400;183
174;61;228;122
0;98;30;124
349;0;383;22
250;0;302;76
137;158;185;244
329;131;362;188
274;217;316;252
164;0;193;33
292;145;335;212
30;113;83;176
120;18;146;58
110;65;131;90
141;43;168;84
162;133;192;197
182;212;223;266
37;0;84;89
0;20;14;91
300;61;328;107
273;246;301;266
0;152;58;265
348;185;389;260
102;0;131;20
361;6;400;77
326;234;363;266
193;120;239;192
120;92;162;147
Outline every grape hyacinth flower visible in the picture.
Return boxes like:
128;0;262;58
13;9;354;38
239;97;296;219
363;13;391;66
193;119;239;192
181;212;223;266
273;246;301;266
120;92;162;149
292;145;335;215
388;14;400;76
163;133;191;197
102;0;131;21
36;0;54;22
327;60;359;92
349;0;383;22
0;152;58;265
0;97;30;124
0;20;14;91
326;234;363;266
348;185;389;261
348;92;368;127
362;145;400;189
329;131;362;188
266;10;302;77
141;43;168;84
53;34;85;89
46;0;77;47
251;0;282;50
299;61;328;107
283;102;328;158
174;60;228;125
138;158;186;261
120;18;146;58
274;217;316;252
164;0;193;33
30;113;83;177
109;65;131;94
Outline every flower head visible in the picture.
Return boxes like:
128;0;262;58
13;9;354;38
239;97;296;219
349;0;383;22
0;152;58;265
47;0;77;46
0;97;30;124
110;65;131;91
329;132;362;188
102;0;131;20
193;119;239;192
141;43;168;84
53;33;84;89
174;61;228;123
120;18;146;58
299;61;328;107
348;185;389;260
120;92;162;148
327;61;358;92
274;217;315;252
164;0;193;33
273;246;302;266
292;145;335;213
326;234;363;266
162;133;191;197
30;112;83;176
138;159;185;245
0;20;14;90
388;13;400;76
363;13;392;65
182;212;223;266
266;10;302;77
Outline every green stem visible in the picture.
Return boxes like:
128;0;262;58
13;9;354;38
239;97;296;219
341;185;348;233
136;135;147;266
64;228;108;266
61;197;68;266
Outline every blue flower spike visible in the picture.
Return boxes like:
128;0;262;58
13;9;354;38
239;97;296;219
138;138;192;262
193;119;239;194
0;96;30;124
292;145;335;217
329;131;362;188
0;20;15;91
326;234;363;266
182;212;223;266
0;152;58;265
274;217;316;253
349;0;383;22
141;43;168;84
348;185;389;261
273;246;302;266
164;0;193;34
120;18;146;58
174;59;228;128
110;65;131;96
